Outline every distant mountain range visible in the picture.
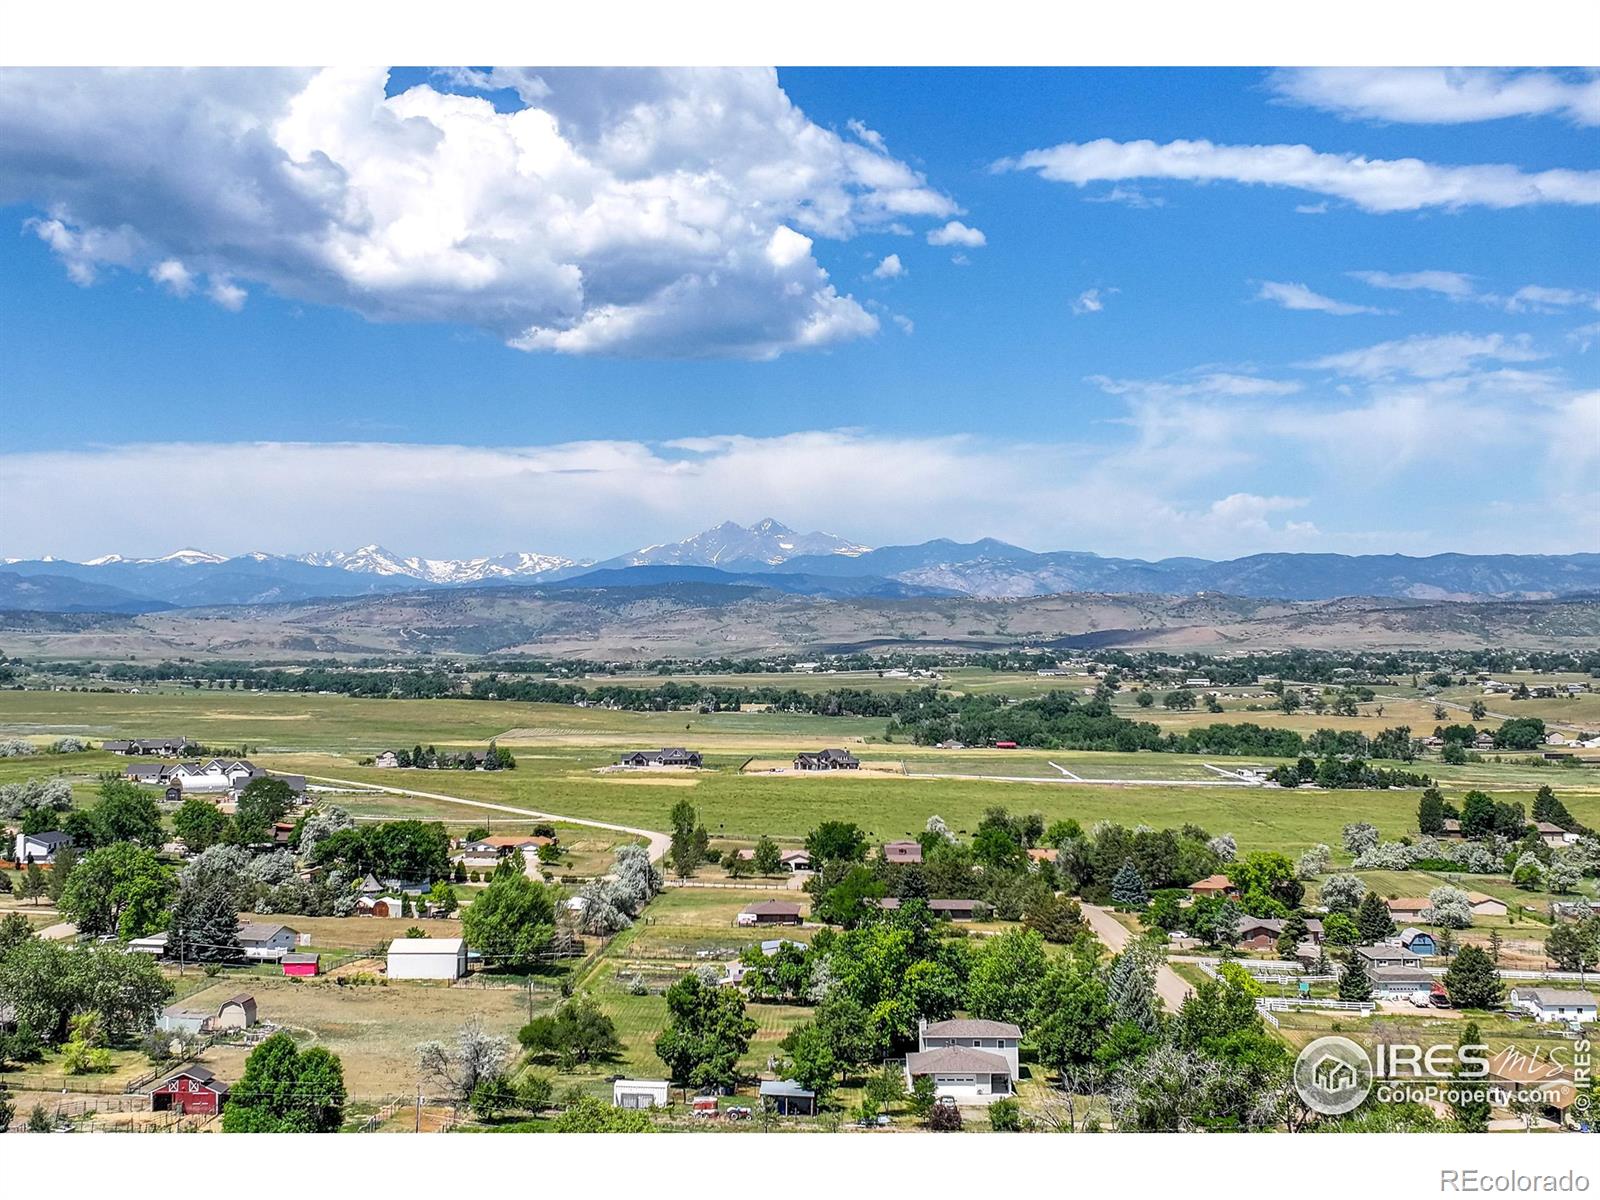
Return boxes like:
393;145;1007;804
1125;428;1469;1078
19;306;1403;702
4;518;1599;612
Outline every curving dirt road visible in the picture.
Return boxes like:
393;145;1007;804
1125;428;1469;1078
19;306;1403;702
301;774;672;864
1081;902;1193;1010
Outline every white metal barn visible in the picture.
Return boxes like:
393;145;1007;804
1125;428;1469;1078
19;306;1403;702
613;1079;670;1109
386;936;468;980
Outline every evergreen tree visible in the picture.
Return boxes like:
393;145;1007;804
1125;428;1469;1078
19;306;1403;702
1443;945;1503;1010
1109;860;1148;910
1531;785;1575;831
21;864;47;906
1338;949;1373;1001
1450;1020;1491;1132
44;845;77;904
1417;787;1446;836
1355;891;1396;944
170;855;243;964
1275;912;1309;961
1105;945;1161;1034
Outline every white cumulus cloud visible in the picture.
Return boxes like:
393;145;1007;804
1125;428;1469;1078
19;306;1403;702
926;220;986;247
0;67;965;360
871;254;905;279
994;137;1600;213
148;259;195;297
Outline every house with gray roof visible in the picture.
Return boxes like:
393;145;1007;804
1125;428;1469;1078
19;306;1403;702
1510;988;1598;1024
794;748;859;771
236;921;299;961
918;1017;1021;1080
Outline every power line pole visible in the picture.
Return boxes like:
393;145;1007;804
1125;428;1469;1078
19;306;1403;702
414;1082;422;1132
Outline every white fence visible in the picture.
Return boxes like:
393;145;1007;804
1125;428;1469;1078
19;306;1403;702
1197;958;1336;986
1260;997;1375;1016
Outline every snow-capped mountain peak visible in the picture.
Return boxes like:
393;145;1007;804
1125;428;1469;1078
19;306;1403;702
295;544;577;584
80;549;226;566
601;518;871;570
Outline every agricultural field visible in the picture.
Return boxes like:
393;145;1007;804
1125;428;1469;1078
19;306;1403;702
3;688;1597;862
261;753;1600;862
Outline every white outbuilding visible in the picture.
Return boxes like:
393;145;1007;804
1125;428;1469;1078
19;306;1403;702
386;936;468;981
613;1079;670;1109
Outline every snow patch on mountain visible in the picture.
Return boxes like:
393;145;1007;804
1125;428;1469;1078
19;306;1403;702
296;544;577;584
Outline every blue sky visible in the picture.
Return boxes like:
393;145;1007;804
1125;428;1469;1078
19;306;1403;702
1;67;1596;561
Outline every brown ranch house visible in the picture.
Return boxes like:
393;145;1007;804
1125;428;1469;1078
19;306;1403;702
738;900;805;927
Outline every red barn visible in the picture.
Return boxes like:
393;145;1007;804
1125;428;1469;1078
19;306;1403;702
150;1066;229;1115
282;953;321;977
993;741;1018;749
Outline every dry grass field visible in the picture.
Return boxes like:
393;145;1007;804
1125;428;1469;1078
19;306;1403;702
170;975;534;1101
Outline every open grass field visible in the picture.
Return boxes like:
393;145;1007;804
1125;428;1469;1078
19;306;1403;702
2;690;1596;871
0;688;890;752
264;752;1600;863
168;975;536;1100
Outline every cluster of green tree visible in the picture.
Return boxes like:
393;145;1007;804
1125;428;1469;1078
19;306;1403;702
1046;819;1229;906
474;676;935;717
788;810;1076;929
1546;916;1600;972
221;1031;346;1132
1298;726;1419;761
309;819;452;882
45;776;164;853
458;858;560;972
763;902;1303;1130
885;690;1163;750
372;742;516;770
1489;717;1549;751
1267;756;1432;790
668;799;711;879
518;994;623;1070
105;661;467;698
0;915;172;1047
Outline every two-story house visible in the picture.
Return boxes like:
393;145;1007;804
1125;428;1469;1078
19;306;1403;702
903;1018;1021;1104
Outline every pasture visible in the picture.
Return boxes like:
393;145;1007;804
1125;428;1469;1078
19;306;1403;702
4;686;1597;866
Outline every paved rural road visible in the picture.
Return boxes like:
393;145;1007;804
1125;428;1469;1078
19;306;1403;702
1081;903;1194;1011
301;774;672;864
